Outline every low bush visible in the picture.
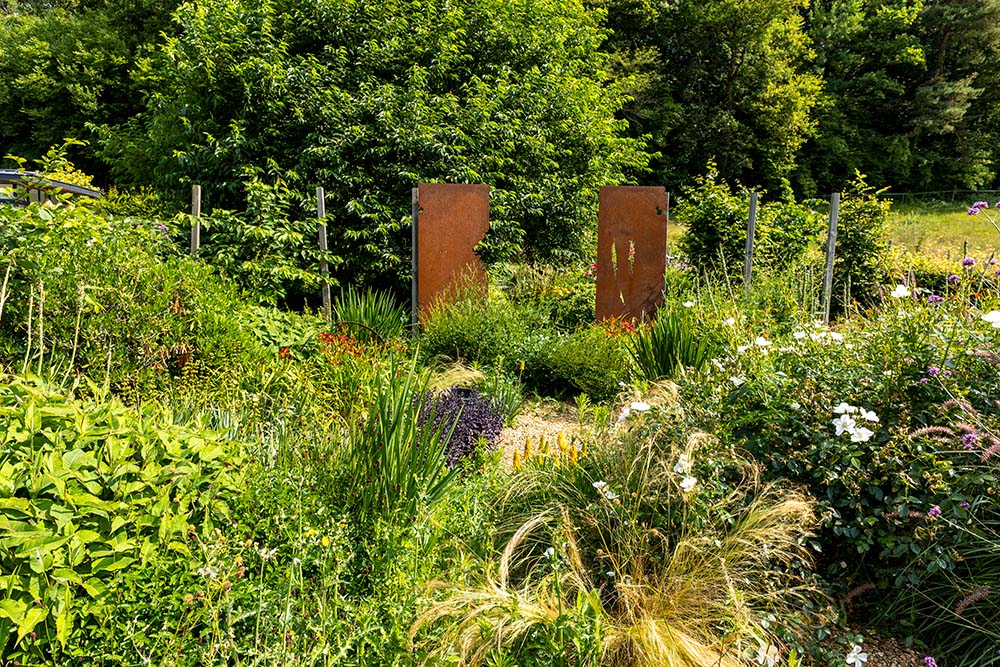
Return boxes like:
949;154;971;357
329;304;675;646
0;376;241;663
627;301;714;380
528;324;629;402
420;387;504;467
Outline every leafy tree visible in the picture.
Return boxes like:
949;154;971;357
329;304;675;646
100;0;649;292
0;10;130;177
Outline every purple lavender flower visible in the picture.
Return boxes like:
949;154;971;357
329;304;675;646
920;377;929;384
969;201;988;215
991;259;998;266
963;257;976;267
928;366;940;376
962;433;979;448
928;294;944;303
960;501;971;508
948;274;961;284
924;657;938;667
929;506;942;517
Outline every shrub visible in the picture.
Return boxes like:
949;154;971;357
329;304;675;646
420;387;504;467
0;376;241;664
832;173;892;311
677;166;823;276
529;324;629;402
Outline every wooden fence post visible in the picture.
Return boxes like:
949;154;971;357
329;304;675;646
743;191;758;290
190;184;201;258
822;192;841;325
411;186;419;330
317;187;331;325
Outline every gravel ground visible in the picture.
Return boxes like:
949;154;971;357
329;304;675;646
499;402;930;667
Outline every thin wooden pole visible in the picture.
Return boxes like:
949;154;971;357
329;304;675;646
190;184;201;258
822;192;841;325
743;191;758;290
317;187;331;325
411;187;419;330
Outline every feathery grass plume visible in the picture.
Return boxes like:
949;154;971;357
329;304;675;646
416;419;822;666
909;426;958;441
426;359;486;393
954;586;991;616
953;422;979;435
843;582;878;606
938;398;977;417
982;442;1000;461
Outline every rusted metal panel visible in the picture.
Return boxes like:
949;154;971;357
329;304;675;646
416;183;490;321
595;186;668;321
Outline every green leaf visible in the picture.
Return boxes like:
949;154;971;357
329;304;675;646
16;606;47;643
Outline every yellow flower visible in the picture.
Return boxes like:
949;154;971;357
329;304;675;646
321;535;330;548
513;451;522;470
569;443;577;465
557;431;568;453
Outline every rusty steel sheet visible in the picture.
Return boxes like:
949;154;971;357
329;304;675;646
416;183;490;321
595;186;668;322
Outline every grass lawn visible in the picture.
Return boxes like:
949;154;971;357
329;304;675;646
889;202;1000;260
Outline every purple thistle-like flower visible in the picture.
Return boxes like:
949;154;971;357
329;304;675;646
960;501;971;508
948;274;961;284
991;259;998;266
963;257;976;267
928;366;940;376
928;294;944;303
929;505;942;517
920;377;930;384
962;433;979;448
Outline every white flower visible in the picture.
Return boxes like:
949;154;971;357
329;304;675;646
982;310;1000;328
630;401;651;412
730;375;747;387
790;402;801;410
196;566;218;580
890;284;911;299
754;336;772;347
683;301;695;307
736;345;749;354
828;331;845;342
711;358;725;371
792;330;807;339
680;476;698;493
859;408;879;423
755;643;780;667
851;427;875;443
723;317;736;326
673;454;692;475
845;644;868;666
833;402;856;414
257;546;278;561
543;547;555;558
833;414;857;436
617;407;631;422
606;570;616;577
592;481;609;493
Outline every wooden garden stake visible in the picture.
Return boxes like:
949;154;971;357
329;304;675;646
822;192;841;325
190;184;201;258
743;191;758;290
317;187;331;325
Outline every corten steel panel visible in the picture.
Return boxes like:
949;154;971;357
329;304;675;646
595;186;668;322
416;183;490;321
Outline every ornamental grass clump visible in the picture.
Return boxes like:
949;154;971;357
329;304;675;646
412;403;822;666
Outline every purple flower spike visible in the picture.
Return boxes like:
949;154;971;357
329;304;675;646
960;501;971;508
929;506;942;517
924;657;938;667
928;294;944;304
962;433;978;447
948;274;961;284
919;377;929;384
928;366;940;376
963;257;976;267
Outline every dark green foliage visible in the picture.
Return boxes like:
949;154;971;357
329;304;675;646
627;303;713;380
100;0;649;290
677;167;823;274
474;360;525;427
